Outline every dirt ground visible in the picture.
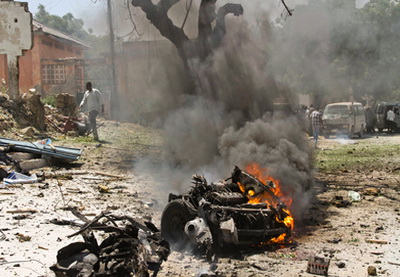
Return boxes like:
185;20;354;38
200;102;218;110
0;124;399;277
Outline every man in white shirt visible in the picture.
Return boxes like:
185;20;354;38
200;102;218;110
386;108;395;132
79;82;104;141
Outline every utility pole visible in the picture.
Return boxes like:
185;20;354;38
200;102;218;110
107;0;119;120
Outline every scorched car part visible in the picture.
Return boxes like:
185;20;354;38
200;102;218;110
160;166;292;255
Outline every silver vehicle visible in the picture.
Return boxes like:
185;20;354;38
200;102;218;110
322;102;366;138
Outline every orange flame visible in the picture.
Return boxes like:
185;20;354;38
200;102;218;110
241;163;294;243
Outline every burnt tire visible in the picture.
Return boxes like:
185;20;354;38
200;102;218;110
161;199;191;250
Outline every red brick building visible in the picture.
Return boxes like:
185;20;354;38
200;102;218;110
0;19;90;96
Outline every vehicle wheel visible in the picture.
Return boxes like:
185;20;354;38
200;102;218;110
161;199;191;250
378;128;383;133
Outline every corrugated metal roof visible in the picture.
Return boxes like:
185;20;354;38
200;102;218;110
33;19;91;49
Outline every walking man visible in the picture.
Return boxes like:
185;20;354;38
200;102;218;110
310;108;322;147
79;82;104;141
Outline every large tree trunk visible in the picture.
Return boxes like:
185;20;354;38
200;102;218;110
131;0;243;63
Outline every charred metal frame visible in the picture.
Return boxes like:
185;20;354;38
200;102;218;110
161;166;292;255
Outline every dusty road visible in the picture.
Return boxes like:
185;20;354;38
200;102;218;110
0;131;399;276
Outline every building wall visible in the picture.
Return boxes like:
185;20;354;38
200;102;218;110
0;33;86;95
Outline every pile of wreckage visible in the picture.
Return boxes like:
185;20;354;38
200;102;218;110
49;210;170;277
0;92;86;180
0;136;82;180
0;93;174;276
0;91;97;138
45;166;295;276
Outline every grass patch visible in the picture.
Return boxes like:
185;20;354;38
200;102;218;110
62;121;164;156
316;141;400;173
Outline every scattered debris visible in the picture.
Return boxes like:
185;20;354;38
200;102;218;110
94;171;127;179
348;191;361;202
326;238;341;244
388;261;400;266
363;187;380;196
3;171;37;184
0;137;82;162
367;265;377;276
335;261;346;268
365;239;388;244
6;209;38;214
97;184;110;193
331;196;352;208
306;256;330;276
50;211;170;277
16;233;31;242
370;251;384;256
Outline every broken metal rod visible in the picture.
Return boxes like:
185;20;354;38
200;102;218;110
67;211;108;238
365;239;388;244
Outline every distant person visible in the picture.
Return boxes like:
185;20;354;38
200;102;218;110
79;82;104;141
310;108;322;147
306;104;315;136
364;106;376;133
386;108;395;132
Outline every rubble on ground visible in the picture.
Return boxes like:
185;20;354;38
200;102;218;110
55;93;78;117
50;211;170;277
0;92;94;137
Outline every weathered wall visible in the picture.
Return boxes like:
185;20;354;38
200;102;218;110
0;34;86;95
0;1;32;56
0;1;32;98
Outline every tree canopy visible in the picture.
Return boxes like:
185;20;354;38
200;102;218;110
33;4;112;59
34;4;91;42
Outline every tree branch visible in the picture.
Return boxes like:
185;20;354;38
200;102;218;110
210;3;243;48
131;0;189;50
281;0;293;16
181;0;193;29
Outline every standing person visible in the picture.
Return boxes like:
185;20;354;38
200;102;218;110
310;108;322;147
306;104;315;136
79;82;104;141
386;108;395;132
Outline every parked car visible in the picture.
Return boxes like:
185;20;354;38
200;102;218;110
373;102;400;132
322;102;366;138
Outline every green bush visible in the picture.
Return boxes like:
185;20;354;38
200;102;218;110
41;95;56;107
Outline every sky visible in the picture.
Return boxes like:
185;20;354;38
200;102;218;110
26;0;108;34
26;0;105;17
25;0;370;36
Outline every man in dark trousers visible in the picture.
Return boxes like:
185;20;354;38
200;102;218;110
310;108;322;148
79;82;104;141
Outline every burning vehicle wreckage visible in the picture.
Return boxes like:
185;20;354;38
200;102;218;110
161;165;295;258
49;165;293;276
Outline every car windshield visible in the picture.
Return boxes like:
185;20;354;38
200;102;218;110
324;105;349;117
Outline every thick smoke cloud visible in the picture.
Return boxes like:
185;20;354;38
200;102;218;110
134;2;316;220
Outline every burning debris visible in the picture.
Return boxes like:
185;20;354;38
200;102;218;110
50;211;170;277
161;165;294;257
